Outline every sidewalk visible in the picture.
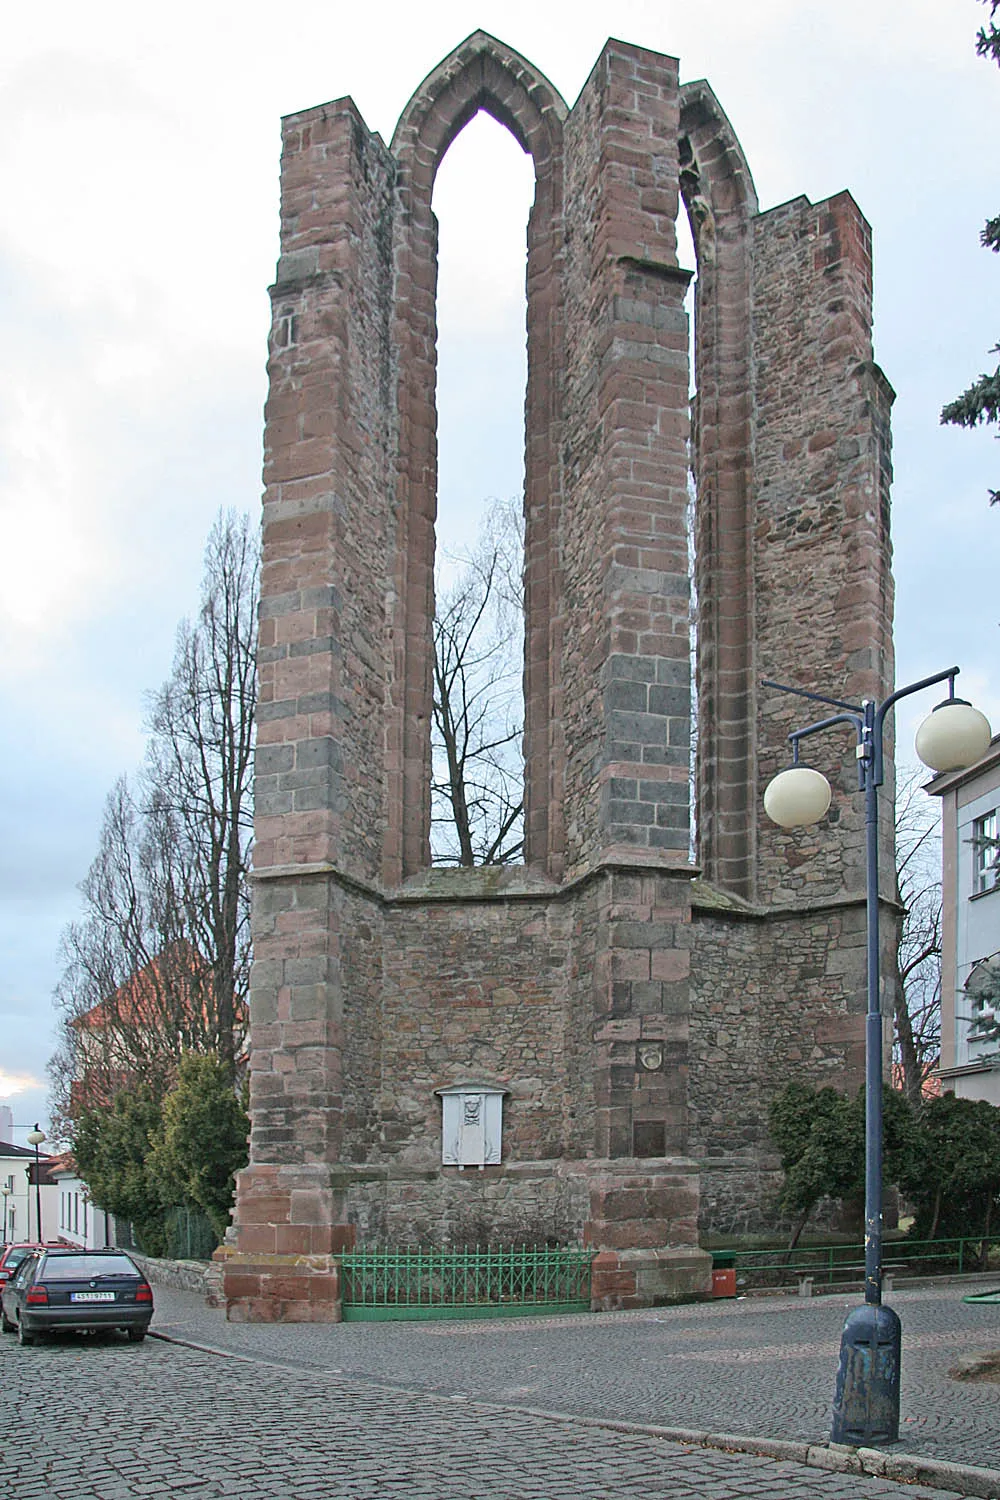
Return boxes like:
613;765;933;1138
147;1279;1000;1499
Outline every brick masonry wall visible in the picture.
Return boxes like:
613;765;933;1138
255;101;396;884
751;192;896;907
559;44;694;877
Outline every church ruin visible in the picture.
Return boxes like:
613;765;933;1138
223;32;896;1318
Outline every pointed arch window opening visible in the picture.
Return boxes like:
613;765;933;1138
677;188;700;866
429;110;534;868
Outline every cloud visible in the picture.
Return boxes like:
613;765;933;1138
0;1070;42;1099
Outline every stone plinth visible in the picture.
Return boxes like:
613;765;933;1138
221;1251;344;1323
591;1248;712;1310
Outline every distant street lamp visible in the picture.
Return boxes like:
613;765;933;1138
763;668;991;1446
1;1186;10;1245
26;1124;46;1243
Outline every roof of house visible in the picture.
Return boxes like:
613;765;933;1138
0;1142;55;1161
45;1150;78;1178
73;939;211;1032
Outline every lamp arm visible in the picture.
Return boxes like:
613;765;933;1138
763;678;862;714
788;712;863;758
788;713;865;788
871;667;960;786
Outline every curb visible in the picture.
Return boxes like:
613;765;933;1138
501;1414;1000;1499
739;1271;1000;1301
148;1327;1000;1497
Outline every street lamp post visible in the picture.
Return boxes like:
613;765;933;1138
763;668;991;1446
26;1124;46;1243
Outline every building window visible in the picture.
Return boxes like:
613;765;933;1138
965;953;1000;1048
972;810;998;895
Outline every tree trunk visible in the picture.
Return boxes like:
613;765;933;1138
894;982;923;1104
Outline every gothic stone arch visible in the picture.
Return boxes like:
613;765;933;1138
226;33;895;1318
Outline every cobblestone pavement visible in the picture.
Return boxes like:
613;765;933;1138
148;1281;1000;1470
0;1316;991;1500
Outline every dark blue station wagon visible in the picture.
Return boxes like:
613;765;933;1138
1;1248;154;1345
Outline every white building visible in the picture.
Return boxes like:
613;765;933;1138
930;735;1000;1105
0;1141;59;1244
50;1157;115;1250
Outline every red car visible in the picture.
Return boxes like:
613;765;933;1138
0;1242;61;1291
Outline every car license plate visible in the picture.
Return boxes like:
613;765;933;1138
70;1291;116;1302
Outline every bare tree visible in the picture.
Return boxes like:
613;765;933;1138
146;511;258;1073
50;510;258;1136
49;781;217;1135
431;499;524;866
893;768;943;1102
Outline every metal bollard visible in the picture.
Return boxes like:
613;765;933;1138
831;1303;902;1446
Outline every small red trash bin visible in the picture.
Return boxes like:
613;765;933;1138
711;1266;736;1298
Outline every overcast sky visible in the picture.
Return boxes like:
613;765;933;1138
1;0;997;1140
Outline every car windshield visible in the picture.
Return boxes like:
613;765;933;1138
3;1248;36;1270
41;1254;140;1280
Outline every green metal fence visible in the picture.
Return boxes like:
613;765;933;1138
712;1233;1000;1288
163;1205;219;1261
340;1244;597;1322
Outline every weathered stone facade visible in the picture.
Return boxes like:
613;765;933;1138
224;32;896;1320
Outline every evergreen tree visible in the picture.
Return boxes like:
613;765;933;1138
897;1093;1000;1243
147;1054;249;1240
940;0;1000;504
768;1083;864;1248
73;1088;168;1256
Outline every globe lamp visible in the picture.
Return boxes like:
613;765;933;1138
763;765;832;828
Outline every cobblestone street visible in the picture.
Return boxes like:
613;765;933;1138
149;1281;1000;1468
2;1282;998;1499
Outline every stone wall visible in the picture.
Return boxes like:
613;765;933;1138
689;884;898;1236
255;101;396;885
345;1162;591;1248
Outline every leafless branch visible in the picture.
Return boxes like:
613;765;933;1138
49;511;258;1134
431;498;524;867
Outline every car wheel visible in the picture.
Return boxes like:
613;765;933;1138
17;1318;34;1347
126;1326;147;1343
1;1308;14;1333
